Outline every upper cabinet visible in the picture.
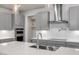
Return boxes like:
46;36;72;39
69;6;79;30
35;11;49;30
15;12;25;28
0;12;13;30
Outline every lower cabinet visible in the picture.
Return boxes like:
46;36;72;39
38;40;47;46
54;41;66;47
66;42;79;48
31;39;79;48
47;40;55;46
48;41;66;47
31;39;37;43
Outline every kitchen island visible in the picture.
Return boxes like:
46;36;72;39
0;41;79;55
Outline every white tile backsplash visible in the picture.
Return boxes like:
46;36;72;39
34;29;79;42
35;28;68;39
0;30;15;39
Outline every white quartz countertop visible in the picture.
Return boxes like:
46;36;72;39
0;41;79;55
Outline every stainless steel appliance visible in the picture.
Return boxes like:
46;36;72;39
16;28;24;41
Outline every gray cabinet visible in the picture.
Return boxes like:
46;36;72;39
35;11;49;30
69;6;79;30
0;12;13;30
15;13;25;28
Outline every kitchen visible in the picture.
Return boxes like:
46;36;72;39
0;4;79;55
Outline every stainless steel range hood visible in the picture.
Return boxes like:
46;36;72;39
52;4;68;23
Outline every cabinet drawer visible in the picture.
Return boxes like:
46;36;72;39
31;39;37;43
54;41;66;47
47;41;65;47
39;40;47;46
47;41;55;46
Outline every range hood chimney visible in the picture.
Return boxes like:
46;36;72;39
53;4;68;23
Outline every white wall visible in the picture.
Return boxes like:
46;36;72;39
0;7;15;39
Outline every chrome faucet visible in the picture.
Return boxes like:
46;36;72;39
36;32;42;49
37;33;42;39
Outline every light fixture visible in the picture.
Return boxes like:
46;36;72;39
13;4;21;12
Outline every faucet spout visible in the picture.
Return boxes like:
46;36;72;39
37;33;42;39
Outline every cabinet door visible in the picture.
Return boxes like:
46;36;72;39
15;13;24;28
35;12;49;30
69;6;79;30
15;14;21;28
0;13;12;30
35;12;42;30
40;12;49;30
19;14;25;28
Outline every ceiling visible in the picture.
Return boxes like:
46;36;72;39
0;4;45;11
